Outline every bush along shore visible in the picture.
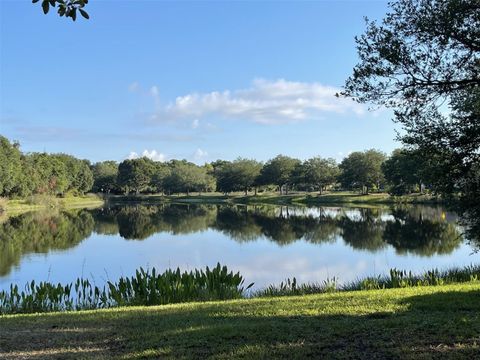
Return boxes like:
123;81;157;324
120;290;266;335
1;264;479;315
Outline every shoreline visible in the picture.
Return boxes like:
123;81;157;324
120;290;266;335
0;191;445;218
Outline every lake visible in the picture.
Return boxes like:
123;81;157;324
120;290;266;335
0;203;476;291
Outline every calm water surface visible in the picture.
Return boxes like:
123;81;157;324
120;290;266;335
0;203;476;291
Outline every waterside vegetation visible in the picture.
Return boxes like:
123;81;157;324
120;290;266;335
1;263;479;315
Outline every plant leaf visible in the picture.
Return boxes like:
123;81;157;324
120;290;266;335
79;9;89;19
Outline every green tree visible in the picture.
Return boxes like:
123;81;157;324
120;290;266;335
259;155;301;194
150;162;171;194
53;154;94;195
92;161;119;194
340;150;386;194
117;158;156;194
0;136;23;197
342;0;480;240
164;160;214;195
215;159;263;195
382;149;425;195
26;153;69;195
303;157;340;194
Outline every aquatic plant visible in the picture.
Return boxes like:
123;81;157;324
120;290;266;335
2;264;480;315
0;263;253;315
255;276;338;297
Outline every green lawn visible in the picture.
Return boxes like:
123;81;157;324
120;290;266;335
1;282;479;359
2;195;104;216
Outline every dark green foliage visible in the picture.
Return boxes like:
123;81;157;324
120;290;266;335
163;160;214;195
343;0;480;240
0;264;253;315
258;155;301;194
91;161;119;193
0;136;22;197
117;158;156;194
343;0;479;107
339;149;386;193
382;149;425;195
215;158;263;195
301;157;340;194
0;137;94;197
33;0;89;21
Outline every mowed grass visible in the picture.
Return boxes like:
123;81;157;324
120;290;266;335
1;283;479;359
3;194;104;216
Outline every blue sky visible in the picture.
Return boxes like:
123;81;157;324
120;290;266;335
0;0;399;164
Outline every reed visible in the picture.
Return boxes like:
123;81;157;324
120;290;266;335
0;263;253;315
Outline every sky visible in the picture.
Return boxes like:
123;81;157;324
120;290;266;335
0;0;399;164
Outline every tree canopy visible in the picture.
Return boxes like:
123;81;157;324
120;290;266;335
343;0;480;242
339;150;386;194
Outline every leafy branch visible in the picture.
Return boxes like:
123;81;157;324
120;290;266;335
32;0;89;21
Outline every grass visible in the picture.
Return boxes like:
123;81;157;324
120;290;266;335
3;194;104;216
106;191;441;207
1;282;479;359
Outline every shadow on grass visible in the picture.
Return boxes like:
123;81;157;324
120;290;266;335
1;289;479;359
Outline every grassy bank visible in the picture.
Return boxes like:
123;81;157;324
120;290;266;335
2;194;104;216
106;191;441;207
1;282;479;359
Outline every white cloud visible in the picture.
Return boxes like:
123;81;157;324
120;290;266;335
193;148;208;160
148;79;366;125
128;82;140;92
127;149;167;162
191;119;200;129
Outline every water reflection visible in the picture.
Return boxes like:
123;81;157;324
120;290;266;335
0;210;94;276
0;203;466;278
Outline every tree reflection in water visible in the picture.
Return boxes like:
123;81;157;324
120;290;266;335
0;203;467;277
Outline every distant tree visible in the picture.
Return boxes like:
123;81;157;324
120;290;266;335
150;162;171;194
215;158;262;195
53;154;94;195
382;149;426;195
259;155;301;194
340;150;386;194
33;0;90;21
25;153;70;195
303;157;340;194
117;158;156;195
92;161;119;194
164;160;213;195
0;136;23;197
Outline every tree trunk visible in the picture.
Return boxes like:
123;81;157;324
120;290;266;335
254;187;257;196
245;188;248;196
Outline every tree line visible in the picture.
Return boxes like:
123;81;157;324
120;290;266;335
1;134;440;198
